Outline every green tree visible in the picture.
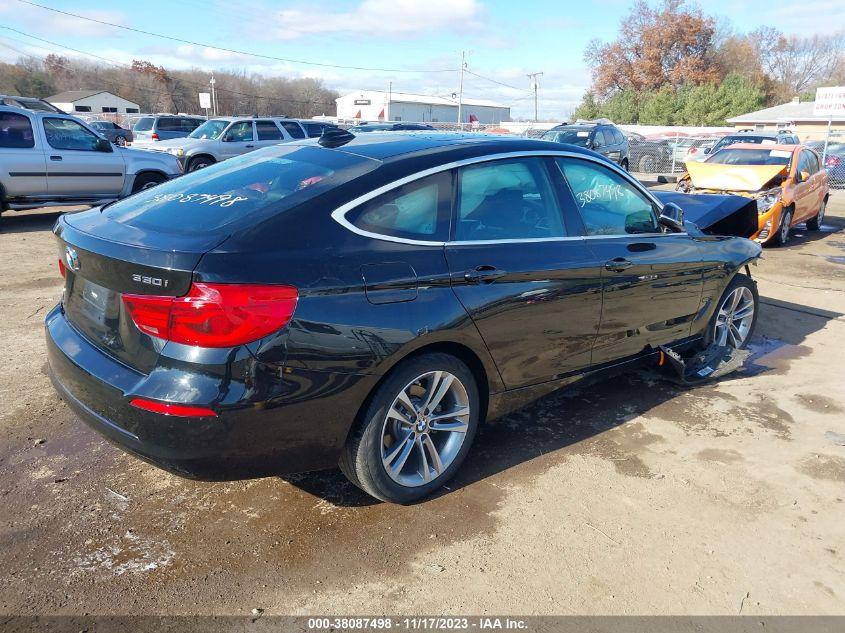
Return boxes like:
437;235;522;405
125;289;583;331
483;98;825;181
601;89;640;123
572;90;602;120
638;87;681;124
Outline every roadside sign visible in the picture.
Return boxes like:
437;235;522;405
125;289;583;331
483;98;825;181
198;92;212;109
814;86;845;116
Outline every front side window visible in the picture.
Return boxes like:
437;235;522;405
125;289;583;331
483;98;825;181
280;121;305;139
43;118;100;151
256;121;283;140
347;172;450;241
455;158;565;242
556;157;658;236
0;112;35;148
224;121;254;142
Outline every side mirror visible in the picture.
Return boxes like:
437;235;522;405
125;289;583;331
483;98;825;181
95;138;113;152
799;170;810;182
659;202;684;231
703;146;712;155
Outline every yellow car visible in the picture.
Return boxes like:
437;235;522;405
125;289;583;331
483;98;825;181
676;143;829;246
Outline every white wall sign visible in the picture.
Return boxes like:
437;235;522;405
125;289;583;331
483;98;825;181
814;86;845;116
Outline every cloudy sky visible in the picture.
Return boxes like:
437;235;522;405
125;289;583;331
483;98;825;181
0;0;842;120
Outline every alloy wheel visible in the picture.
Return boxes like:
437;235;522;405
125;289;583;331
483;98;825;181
780;211;792;244
380;370;470;487
817;200;826;225
714;286;755;348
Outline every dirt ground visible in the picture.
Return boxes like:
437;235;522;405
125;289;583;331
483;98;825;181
0;194;843;616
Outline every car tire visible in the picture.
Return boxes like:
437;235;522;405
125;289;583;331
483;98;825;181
772;207;793;247
115;135;127;146
187;156;215;172
806;198;826;231
704;273;758;350
339;352;480;504
637;155;656;172
131;172;167;193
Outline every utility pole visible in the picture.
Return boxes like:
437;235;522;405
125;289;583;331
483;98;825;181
209;73;218;116
527;72;543;122
457;51;466;129
388;80;392;121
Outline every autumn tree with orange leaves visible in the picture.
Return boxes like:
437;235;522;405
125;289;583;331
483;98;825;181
585;0;719;98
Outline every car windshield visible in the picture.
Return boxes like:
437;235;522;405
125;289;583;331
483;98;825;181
707;148;792;166
189;119;229;140
133;117;154;132
102;145;380;236
541;128;592;147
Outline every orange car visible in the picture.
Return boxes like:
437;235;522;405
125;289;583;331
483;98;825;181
676;143;829;246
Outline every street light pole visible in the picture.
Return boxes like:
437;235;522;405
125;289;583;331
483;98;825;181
527;72;543;123
457;51;466;130
209;74;217;116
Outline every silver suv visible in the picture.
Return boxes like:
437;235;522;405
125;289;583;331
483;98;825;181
149;116;320;172
0;96;182;218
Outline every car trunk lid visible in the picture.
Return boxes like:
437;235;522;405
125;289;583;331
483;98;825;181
55;209;224;373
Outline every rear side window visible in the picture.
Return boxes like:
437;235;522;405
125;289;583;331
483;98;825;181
155;118;181;131
256;120;283;140
279;121;305;139
347;172;451;241
181;118;202;132
556;157;658;236
0;112;35;148
103;145;378;236
455;158;566;241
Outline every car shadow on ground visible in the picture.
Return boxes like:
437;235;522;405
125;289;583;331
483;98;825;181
283;294;843;507
0;210;66;235
780;213;844;248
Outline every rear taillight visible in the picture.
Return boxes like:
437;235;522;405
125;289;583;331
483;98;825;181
826;156;840;167
58;258;66;278
688;147;698;155
129;398;217;418
122;283;298;348
151;132;160;141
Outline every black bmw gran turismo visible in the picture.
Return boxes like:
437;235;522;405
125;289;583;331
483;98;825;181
46;132;761;503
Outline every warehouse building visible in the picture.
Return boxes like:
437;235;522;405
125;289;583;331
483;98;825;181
336;90;510;124
46;90;141;115
727;97;845;141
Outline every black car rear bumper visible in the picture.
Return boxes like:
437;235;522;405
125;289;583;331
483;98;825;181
45;304;373;479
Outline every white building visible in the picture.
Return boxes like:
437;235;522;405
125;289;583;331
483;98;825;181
46;90;141;115
336;90;510;124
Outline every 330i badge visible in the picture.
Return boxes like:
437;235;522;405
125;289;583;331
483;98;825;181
46;131;761;503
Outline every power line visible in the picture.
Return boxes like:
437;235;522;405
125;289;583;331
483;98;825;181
463;69;533;94
0;28;337;109
13;0;459;74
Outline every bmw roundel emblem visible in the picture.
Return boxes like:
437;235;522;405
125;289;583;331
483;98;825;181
65;246;80;272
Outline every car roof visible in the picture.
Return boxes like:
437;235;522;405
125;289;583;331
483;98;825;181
725;131;794;138
291;132;607;163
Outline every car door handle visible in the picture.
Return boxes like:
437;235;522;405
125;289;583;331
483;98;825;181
604;257;633;272
245;144;254;148
464;266;506;284
50;155;62;161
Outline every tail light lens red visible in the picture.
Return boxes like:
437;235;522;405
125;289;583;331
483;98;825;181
58;258;66;278
151;132;160;141
122;283;298;348
826;155;840;167
688;147;698;155
129;398;217;418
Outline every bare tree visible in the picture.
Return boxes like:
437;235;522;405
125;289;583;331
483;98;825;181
754;28;845;97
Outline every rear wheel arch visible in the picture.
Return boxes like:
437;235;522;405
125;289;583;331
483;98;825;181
347;340;492;448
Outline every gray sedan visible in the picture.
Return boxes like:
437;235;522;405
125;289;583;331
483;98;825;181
89;120;133;146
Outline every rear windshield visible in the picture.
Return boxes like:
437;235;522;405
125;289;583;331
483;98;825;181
541;129;591;147
133;117;154;132
707;148;792;166
103;145;379;235
718;135;777;148
189;119;229;140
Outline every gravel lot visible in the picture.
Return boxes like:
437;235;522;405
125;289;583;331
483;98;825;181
1;193;843;616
